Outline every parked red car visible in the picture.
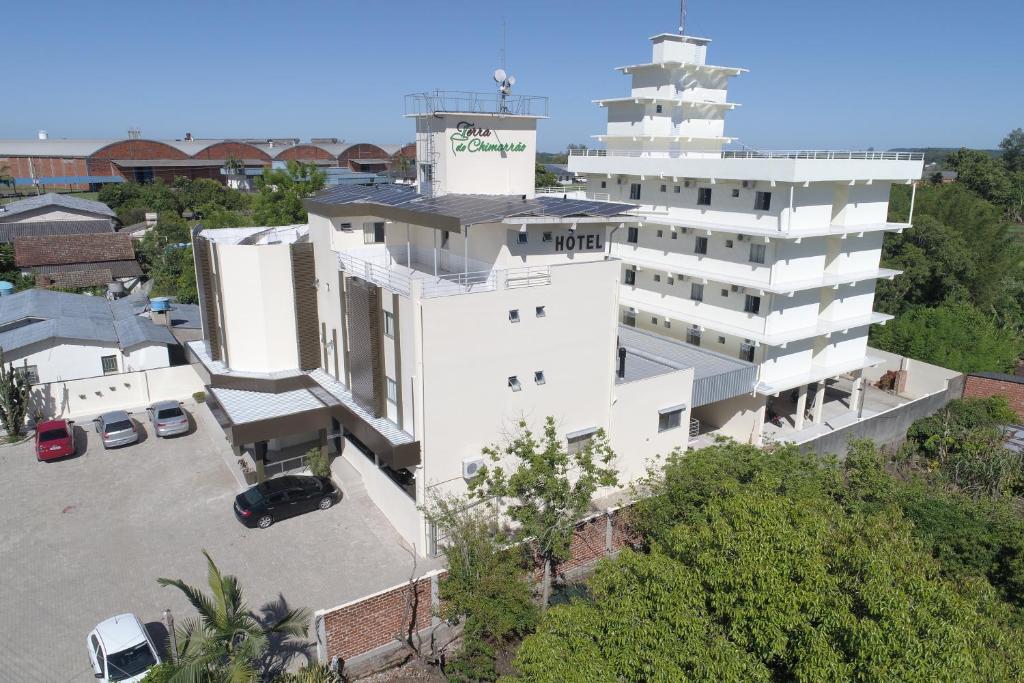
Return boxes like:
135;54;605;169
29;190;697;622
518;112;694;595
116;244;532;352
35;419;75;461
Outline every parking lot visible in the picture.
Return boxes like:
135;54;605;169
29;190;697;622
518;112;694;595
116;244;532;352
0;405;435;682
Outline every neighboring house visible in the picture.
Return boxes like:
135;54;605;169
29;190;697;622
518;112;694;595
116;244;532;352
0;219;114;244
13;233;143;289
0;192;116;227
110;291;203;344
0;289;177;384
543;163;582;185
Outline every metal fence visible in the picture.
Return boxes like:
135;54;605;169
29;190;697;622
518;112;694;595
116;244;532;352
568;148;924;161
404;91;549;117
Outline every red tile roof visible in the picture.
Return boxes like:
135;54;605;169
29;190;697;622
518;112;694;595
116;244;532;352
13;233;137;267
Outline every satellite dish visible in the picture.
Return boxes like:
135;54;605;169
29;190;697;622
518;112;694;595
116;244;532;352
493;68;507;83
507;75;516;86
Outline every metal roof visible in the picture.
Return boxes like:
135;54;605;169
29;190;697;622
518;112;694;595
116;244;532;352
617;325;757;406
0;219;113;243
0;193;116;220
0;139;118;157
307;185;634;230
210;387;325;425
0;289;176;355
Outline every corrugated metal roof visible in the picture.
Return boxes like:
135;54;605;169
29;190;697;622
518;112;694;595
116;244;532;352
617;325;757;406
0;139;118;157
210;387;325;424
0;193;116;220
113;315;177;349
0;219;113;243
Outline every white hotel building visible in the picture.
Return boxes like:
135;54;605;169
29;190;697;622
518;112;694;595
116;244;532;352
568;32;923;439
188;31;923;554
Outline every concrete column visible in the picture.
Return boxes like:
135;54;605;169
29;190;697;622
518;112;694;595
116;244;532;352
253;441;268;482
318;428;328;461
811;380;826;424
851;370;866;417
752;402;766;447
794;384;808;431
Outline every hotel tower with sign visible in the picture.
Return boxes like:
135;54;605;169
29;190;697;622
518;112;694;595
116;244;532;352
568;32;923;443
190;86;762;554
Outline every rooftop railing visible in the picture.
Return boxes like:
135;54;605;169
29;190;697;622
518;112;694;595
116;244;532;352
404;90;549;117
568;149;924;161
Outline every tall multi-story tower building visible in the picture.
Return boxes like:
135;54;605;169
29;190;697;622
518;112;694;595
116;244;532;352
569;32;923;441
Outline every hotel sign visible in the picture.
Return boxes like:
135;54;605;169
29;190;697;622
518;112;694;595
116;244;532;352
450;121;527;155
554;233;604;252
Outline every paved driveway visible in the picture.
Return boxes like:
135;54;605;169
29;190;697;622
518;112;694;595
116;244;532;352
0;407;434;682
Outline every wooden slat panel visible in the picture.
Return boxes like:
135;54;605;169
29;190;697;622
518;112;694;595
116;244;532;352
290;243;321;370
192;234;222;361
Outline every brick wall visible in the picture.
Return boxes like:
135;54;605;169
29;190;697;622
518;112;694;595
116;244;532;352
316;506;638;669
963;373;1024;420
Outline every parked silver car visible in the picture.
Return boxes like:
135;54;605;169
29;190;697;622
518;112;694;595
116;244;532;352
93;410;139;449
147;400;189;438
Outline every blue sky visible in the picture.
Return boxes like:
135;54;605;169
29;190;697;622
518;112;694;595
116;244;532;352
4;0;1021;152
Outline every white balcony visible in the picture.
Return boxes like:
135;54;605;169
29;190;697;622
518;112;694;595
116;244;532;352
337;245;550;299
568;148;924;183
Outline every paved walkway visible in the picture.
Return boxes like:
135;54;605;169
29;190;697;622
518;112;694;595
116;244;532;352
0;409;438;682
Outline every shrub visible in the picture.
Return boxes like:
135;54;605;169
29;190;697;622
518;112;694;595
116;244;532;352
306;446;331;478
192;391;206;404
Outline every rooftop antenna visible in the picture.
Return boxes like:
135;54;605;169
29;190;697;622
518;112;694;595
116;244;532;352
678;0;687;34
494;20;516;113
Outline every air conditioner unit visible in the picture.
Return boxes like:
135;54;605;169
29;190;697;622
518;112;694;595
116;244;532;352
462;457;485;479
737;234;747;241
683;180;692;188
731;284;740;292
742;180;753;189
679;227;688;234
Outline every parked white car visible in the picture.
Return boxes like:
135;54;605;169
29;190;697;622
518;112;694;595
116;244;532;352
87;613;161;682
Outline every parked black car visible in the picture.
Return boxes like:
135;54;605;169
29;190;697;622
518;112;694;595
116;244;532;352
234;475;341;529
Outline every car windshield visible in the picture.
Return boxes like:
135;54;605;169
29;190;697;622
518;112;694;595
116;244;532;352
105;420;132;432
39;428;68;442
106;641;156;681
156;407;183;419
241;487;265;506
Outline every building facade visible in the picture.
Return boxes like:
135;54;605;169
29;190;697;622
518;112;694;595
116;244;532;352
568;33;924;441
191;91;758;553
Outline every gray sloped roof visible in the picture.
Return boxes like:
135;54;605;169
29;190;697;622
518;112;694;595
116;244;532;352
0;220;114;244
0;289;176;355
109;293;201;329
0;193;116;220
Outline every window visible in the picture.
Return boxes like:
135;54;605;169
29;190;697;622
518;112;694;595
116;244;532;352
749;243;767;264
535;306;546;317
651;316;659;325
382;310;395;338
690;283;704;302
721;288;729;297
629;183;641;200
667;276;674;285
567;429;596;455
740;341;756;362
15;365;38;384
542;231;553;243
697;188;712;206
731;188;740;198
623;310;636;327
509;309;520;323
718;336;726;344
419;163;433;181
671;231;678;240
655;104;663;113
363;222;385;244
101;355;118;375
627;226;639;244
624;268;636;285
534;370;546;385
673;185;681;193
694;236;708;255
517;232;528;244
744;295;761;314
600;180;607;188
754;191;772;211
386;378;398;403
508;376;521;392
663;319;671;329
658;408;683;432
686;327;701;346
660;184;667;192
653;274;661;283
725;239;734;248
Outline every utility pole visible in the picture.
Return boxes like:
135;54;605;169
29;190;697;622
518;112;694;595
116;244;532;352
678;0;687;34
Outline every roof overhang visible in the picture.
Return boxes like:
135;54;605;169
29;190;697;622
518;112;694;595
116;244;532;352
304;198;465;233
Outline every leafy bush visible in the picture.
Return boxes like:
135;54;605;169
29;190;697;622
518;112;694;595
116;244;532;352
192;391;206;403
305;446;331;479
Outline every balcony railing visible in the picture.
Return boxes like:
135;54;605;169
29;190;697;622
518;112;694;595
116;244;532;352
404;90;549;117
569;148;924;161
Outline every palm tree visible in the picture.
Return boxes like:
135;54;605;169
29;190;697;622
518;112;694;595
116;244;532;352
158;550;310;682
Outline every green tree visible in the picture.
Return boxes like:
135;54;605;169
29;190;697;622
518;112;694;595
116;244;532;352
999;127;1024;173
534;164;560;189
0;347;31;438
469;417;618;608
138;217;197;303
423;496;537;681
870;302;1020;373
0;244;37;291
507;442;1024;682
157;550;310;682
251;162;325;226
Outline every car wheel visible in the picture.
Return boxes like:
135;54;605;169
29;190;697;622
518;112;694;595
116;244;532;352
318;496;333;510
257;514;274;529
